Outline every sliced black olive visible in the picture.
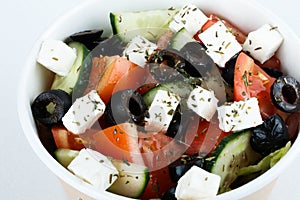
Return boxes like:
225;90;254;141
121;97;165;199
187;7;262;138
102;89;148;127
162;186;176;200
31;89;72;126
91;36;127;57
166;108;195;143
168;154;204;182
250;114;289;156
285;112;300;142
262;67;283;79
271;75;300;113
222;54;238;87
180;41;215;77
68;29;106;50
148;49;185;83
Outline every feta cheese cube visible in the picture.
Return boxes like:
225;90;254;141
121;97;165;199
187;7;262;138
187;86;219;121
175;166;221;200
145;90;180;132
37;39;76;76
169;4;208;36
67;148;118;190
122;35;157;67
242;24;284;64
198;21;242;67
62;90;105;134
217;97;263;132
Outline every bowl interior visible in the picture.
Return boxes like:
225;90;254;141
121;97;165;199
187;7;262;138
18;0;300;199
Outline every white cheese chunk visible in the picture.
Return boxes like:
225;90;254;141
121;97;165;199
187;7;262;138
175;166;221;200
169;4;208;36
145;90;180;133
187;86;219;121
198;21;242;68
122;35;157;67
242;24;284;64
67;148;118;190
37;39;76;76
217;97;263;132
62;90;105;134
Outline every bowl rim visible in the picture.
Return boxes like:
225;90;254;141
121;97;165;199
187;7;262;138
17;0;300;199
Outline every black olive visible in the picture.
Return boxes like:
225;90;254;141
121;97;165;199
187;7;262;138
31;89;72;126
168;154;204;182
102;89;148;127
91;36;127;57
262;67;283;79
285;112;300;142
148;49;185;83
166;108;183;138
180;41;214;77
271;75;300;113
250;114;289;156
222;54;238;87
68;29;106;50
162;186;176;200
166;108;195;143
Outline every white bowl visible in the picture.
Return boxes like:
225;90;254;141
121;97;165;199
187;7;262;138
18;0;300;199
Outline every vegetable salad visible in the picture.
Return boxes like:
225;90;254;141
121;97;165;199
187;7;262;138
31;4;300;200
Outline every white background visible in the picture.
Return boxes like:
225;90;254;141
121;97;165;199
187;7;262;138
1;0;300;199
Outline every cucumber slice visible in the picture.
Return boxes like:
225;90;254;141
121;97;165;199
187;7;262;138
110;8;178;42
205;130;261;193
51;42;90;95
168;28;196;50
107;159;149;198
72;43;93;100
54;148;79;168
142;81;193;107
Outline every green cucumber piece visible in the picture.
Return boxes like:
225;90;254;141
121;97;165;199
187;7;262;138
110;8;178;42
51;42;90;95
54;148;79;168
107;160;149;198
71;43;93;100
142;81;193;107
205;130;262;193
168;28;195;50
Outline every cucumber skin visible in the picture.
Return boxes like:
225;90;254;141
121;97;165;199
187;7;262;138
110;13;118;36
72;44;92;101
205;130;261;193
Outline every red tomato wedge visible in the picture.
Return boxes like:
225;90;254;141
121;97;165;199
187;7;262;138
112;65;150;95
84;56;117;95
96;57;138;104
140;167;175;200
51;126;88;150
91;123;144;165
139;132;189;171
234;52;276;118
185;117;231;156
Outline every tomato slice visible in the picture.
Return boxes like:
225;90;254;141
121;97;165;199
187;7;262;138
84;56;117;95
234;52;276;118
113;65;155;95
185;117;231;155
139;132;189;171
51;125;87;150
96;56;138;104
91;123;144;165
140;167;175;199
